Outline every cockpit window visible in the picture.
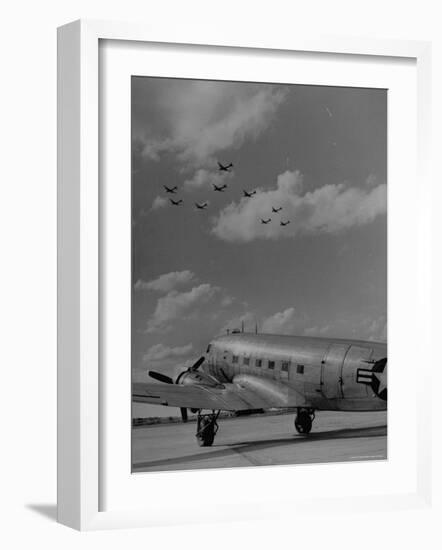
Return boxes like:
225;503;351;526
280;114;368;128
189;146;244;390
232;355;239;364
255;359;262;367
243;357;250;366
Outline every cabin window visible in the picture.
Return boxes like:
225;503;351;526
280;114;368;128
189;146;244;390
281;361;289;372
232;355;239;364
268;360;275;370
297;364;304;374
206;344;212;353
255;359;262;367
243;357;250;366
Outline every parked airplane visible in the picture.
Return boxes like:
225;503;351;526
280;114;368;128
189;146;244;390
218;161;233;172
169;198;183;206
195;202;208;210
280;220;290;226
133;332;387;447
272;207;282;213
213;183;227;192
243;189;257;198
261;218;271;224
163;185;178;194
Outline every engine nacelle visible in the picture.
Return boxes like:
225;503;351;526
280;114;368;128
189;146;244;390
176;369;224;388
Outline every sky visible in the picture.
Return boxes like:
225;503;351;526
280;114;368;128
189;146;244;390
131;77;387;411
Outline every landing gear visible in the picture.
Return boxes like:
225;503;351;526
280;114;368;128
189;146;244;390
294;408;315;434
196;410;220;447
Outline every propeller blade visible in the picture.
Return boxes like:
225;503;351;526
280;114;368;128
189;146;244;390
148;371;174;384
190;356;205;371
180;407;188;423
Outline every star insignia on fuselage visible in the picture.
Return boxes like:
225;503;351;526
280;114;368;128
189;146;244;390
370;358;387;401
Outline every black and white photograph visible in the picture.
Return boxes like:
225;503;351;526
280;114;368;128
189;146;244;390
131;76;387;473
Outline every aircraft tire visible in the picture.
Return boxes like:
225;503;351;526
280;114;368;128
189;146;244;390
294;411;312;434
196;418;215;447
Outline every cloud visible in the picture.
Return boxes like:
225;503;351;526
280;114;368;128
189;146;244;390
221;295;235;308
146;283;219;333
142;342;193;364
138;81;287;169
135;270;197;293
261;307;298;335
183;168;233;191
151;196;167;210
211;170;387;242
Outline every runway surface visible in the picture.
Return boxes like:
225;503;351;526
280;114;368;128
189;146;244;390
132;410;387;472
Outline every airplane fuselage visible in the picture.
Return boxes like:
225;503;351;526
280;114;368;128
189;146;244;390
201;332;387;412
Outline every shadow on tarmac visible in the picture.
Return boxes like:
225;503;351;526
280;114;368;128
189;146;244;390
133;424;387;471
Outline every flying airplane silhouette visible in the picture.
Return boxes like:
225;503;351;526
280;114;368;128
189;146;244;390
133;332;387;447
243;189;256;198
261;218;271;224
272;206;282;213
218;161;233;172
213;183;227;192
195;202;208;210
163;185;178;194
280;220;290;226
170;198;183;206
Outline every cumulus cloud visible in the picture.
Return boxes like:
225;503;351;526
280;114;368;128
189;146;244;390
151;196;167;210
135;270;197;293
146;283;219;333
142;342;193;364
211;170;387;242
138;81;287;169
261;307;298;335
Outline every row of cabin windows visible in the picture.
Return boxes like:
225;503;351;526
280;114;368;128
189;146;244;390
230;355;304;374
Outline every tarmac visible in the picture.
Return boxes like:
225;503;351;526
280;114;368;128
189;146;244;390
132;410;387;473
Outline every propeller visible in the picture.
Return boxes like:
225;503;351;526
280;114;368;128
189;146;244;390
147;355;206;423
189;356;205;371
148;371;174;385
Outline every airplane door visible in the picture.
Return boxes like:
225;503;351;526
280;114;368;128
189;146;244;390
321;343;349;399
341;345;373;398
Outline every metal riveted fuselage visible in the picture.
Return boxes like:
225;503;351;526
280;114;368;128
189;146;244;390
200;333;387;411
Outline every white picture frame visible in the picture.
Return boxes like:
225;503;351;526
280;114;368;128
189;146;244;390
57;19;432;531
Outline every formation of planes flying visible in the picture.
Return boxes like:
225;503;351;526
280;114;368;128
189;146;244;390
158;161;291;227
160;161;233;209
257;207;291;228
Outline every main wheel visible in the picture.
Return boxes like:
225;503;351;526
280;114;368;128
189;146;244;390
294;411;312;434
196;417;215;447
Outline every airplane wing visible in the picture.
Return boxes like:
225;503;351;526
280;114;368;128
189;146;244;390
133;376;306;411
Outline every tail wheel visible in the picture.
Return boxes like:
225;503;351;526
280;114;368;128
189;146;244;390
294;409;313;434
